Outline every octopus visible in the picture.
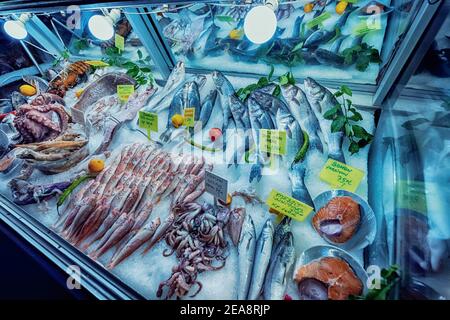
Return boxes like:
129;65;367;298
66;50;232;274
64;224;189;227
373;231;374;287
312;196;361;243
13;102;70;143
294;257;363;300
157;202;229;299
48;61;91;97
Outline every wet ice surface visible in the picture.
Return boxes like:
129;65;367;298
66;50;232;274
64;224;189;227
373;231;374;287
0;69;374;300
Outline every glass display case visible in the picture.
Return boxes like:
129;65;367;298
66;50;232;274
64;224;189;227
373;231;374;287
0;0;448;300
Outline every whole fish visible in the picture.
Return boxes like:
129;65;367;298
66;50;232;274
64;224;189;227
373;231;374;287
330;34;350;54
248;219;274;300
237;214;256;300
247;96;275;183
107;217;161;269
314;48;345;67
271;217;291;257
304;77;345;163
263;232;295;300
303;6;357;48
159;78;204;143
212;71;236;149
281;85;324;153
228;207;246;246
275;101;298;139
203;23;222;57
145;61;185;112
95;86;158;153
71;73;136;124
199;89;218;127
289;162;314;207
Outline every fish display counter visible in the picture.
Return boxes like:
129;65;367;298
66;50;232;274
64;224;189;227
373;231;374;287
0;0;448;300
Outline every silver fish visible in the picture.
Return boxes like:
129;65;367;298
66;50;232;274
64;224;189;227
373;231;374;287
145;61;186;112
237;213;256;300
289;162;314;208
263;232;295;300
248;96;275;183
272;217;291;256
304;77;345;163
303;6;358;48
159;78;203;143
248;219;274;300
212;71;236;136
228;207;246;246
281;84;324;153
199;89;218;127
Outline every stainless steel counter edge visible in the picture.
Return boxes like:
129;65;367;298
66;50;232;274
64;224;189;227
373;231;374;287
0;194;145;300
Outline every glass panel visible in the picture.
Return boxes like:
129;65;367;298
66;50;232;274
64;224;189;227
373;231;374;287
153;0;420;85
376;6;450;300
406;9;450;93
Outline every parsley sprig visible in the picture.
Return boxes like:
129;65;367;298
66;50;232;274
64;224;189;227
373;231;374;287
324;85;373;155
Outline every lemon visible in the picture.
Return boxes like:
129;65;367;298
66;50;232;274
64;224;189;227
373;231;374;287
88;159;105;173
171;114;184;128
336;1;348;15
19;84;37;97
229;29;243;40
75;88;84;98
304;2;314;13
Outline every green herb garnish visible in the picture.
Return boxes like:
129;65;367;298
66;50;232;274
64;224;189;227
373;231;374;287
103;48;154;86
342;42;381;72
351;265;400;300
236;66;295;102
324;85;373;155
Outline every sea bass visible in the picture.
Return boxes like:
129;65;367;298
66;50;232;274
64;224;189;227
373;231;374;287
303;6;358;49
263;232;295;300
248;219;274;300
145;61;186;112
237;213;256;300
159;78;204;143
281;85;323;153
247;96;275;183
304;77;345;163
199;89;218;127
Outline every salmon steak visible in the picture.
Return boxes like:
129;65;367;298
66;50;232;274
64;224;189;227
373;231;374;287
312;196;361;243
294;256;363;300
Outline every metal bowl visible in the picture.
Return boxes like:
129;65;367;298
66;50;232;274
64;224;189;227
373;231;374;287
294;245;368;295
310;189;377;251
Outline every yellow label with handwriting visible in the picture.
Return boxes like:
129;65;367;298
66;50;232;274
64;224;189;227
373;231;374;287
319;159;364;192
266;189;314;222
260;129;287;155
183;108;195;127
139;111;158;139
84;60;110;67
117;85;134;102
115;34;125;51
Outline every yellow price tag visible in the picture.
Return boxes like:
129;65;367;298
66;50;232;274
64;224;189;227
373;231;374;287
117;85;134;102
183;108;195;127
115;34;125;51
260;129;287;155
266;189;314;222
84;60;110;67
139;111;158;139
319;159;364;192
